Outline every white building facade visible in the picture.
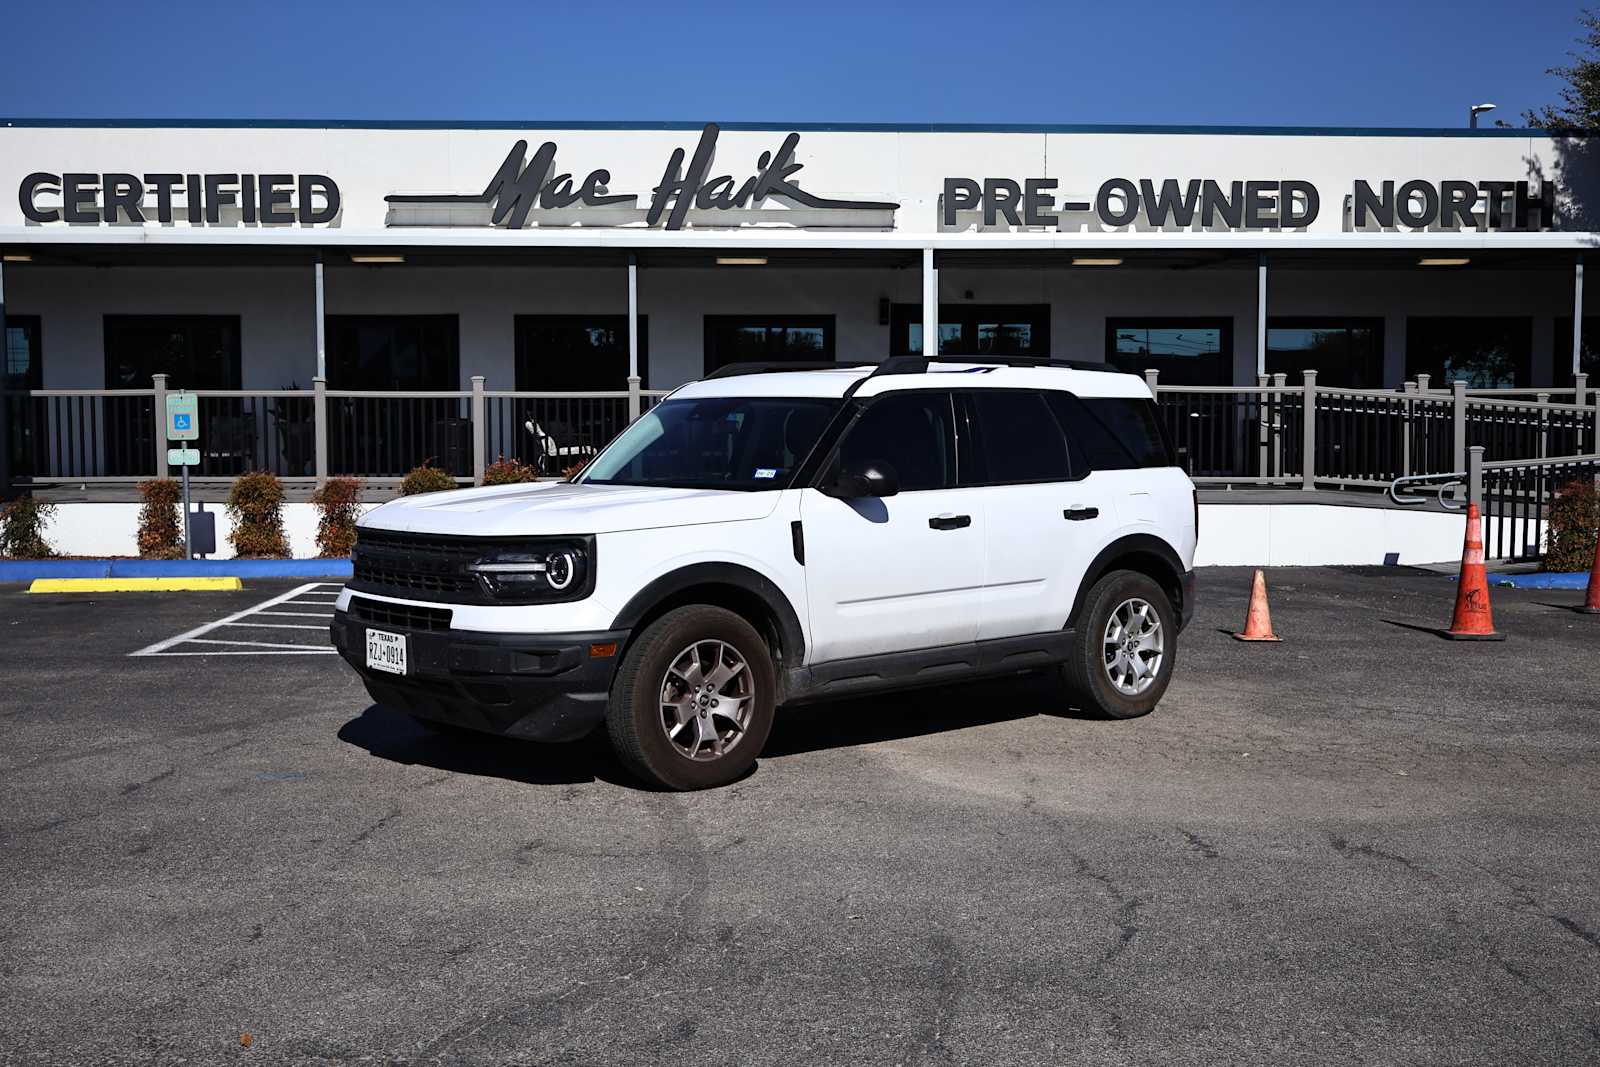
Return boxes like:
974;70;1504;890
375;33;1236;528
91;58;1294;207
3;119;1597;397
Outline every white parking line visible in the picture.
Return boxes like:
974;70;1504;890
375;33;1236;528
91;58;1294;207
129;582;344;658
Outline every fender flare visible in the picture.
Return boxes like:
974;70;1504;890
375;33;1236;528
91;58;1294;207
1065;533;1187;630
610;562;807;665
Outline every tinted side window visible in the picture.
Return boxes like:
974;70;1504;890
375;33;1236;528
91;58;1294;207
833;392;956;492
966;391;1074;484
1046;393;1174;470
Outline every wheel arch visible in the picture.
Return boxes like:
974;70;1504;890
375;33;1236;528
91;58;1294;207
1065;534;1187;631
611;562;806;671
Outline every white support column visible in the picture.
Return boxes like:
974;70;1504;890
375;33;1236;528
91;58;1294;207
1573;256;1585;380
626;254;641;418
1256;252;1268;380
314;257;327;381
921;248;938;358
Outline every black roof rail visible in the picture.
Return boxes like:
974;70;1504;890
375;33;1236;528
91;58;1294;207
869;355;1132;378
703;360;878;380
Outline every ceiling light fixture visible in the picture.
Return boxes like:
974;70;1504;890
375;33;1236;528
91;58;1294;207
1072;257;1123;266
2;254;32;263
716;256;768;266
1418;257;1470;267
350;254;405;264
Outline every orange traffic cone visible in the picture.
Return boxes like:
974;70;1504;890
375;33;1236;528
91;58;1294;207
1232;569;1282;642
1579;528;1600;615
1443;502;1505;641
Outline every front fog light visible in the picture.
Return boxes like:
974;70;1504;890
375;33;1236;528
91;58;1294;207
467;541;591;601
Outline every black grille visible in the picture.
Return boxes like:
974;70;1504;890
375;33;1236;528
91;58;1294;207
348;595;453;633
351;529;481;600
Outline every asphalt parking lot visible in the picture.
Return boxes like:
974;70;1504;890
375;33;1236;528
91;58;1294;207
2;567;1599;1066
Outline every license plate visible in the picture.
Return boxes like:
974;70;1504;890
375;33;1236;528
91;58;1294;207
365;628;407;675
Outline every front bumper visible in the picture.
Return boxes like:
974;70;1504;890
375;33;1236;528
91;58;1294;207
331;609;628;742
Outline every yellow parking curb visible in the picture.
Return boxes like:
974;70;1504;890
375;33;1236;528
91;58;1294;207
28;577;243;594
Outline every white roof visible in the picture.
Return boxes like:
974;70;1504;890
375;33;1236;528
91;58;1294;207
669;362;1152;401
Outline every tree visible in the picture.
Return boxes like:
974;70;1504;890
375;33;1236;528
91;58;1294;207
1524;8;1600;130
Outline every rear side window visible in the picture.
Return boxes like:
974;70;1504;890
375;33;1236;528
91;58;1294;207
964;391;1074;484
1046;393;1175;471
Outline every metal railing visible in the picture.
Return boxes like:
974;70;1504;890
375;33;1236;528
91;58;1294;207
1147;370;1600;491
1390;446;1600;562
1;374;670;488
6;365;1597;495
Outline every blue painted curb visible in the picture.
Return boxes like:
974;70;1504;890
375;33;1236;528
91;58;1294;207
0;558;352;582
1492;572;1591;590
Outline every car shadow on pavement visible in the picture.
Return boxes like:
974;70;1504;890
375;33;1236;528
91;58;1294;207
337;705;637;788
764;673;1084;758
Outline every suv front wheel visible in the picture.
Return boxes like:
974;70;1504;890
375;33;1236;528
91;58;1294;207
1058;570;1177;719
606;605;778;790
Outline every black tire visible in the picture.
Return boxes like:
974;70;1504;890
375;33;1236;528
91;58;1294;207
606;605;777;790
1058;570;1177;720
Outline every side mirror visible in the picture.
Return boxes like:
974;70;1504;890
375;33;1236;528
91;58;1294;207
829;461;900;499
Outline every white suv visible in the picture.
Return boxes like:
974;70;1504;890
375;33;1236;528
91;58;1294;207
333;357;1198;790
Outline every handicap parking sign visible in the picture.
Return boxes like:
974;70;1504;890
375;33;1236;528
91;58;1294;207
165;392;199;441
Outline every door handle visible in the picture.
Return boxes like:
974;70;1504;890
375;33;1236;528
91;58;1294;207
928;514;972;530
1063;507;1100;521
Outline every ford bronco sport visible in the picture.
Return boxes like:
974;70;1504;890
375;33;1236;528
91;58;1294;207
332;356;1198;790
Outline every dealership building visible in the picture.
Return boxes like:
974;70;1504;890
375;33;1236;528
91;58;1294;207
1;118;1597;561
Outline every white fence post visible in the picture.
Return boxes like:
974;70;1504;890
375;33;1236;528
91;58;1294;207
151;373;169;477
470;375;487;485
1452;379;1468;475
1301;369;1317;491
312;376;329;488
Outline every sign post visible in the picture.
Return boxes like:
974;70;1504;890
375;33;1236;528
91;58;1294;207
165;392;199;560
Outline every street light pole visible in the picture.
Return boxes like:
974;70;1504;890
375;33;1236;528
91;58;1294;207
1469;103;1498;128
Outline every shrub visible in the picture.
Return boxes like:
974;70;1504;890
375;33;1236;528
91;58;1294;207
400;462;457;496
483;456;539;486
1544;476;1599;572
136;478;184;559
310;477;363;558
226;470;290;558
561;461;588;480
0;496;57;558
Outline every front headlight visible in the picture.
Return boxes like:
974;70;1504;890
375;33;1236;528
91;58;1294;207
466;538;594;602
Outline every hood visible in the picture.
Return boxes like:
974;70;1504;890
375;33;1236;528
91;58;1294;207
360;480;782;537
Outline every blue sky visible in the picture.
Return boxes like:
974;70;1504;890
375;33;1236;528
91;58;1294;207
0;0;1588;128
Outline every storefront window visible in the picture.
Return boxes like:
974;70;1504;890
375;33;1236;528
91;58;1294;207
1406;317;1531;389
704;316;834;374
1267;318;1383;388
1553;317;1600;387
516;315;647;391
1106;318;1232;385
890;304;1050;358
325;315;459;390
5;315;41;390
103;315;241;389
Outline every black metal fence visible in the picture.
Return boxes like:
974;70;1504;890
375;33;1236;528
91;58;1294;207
1480;455;1600;562
1152;377;1598;488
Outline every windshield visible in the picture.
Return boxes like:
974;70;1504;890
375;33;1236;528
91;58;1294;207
579;396;840;491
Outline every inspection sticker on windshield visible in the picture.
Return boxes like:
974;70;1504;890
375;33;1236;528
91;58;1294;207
753;468;778;479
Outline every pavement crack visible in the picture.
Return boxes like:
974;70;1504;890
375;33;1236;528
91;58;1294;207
1180;828;1219;859
1327;833;1430;876
349;804;403;846
1552;915;1600;953
120;767;175;796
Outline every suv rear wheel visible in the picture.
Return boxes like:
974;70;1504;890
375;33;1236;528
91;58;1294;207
1058;570;1176;719
606;605;777;790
